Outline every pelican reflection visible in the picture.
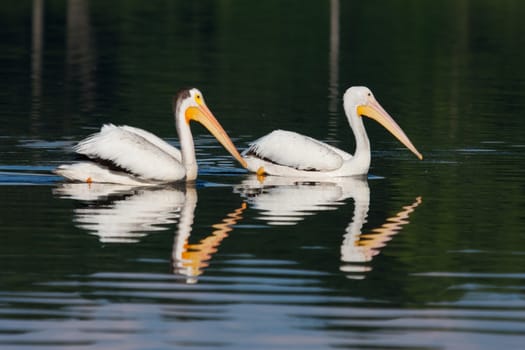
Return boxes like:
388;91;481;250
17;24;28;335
235;175;422;279
54;183;184;243
234;176;352;225
53;183;246;283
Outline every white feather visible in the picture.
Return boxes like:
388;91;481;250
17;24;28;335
243;130;344;171
75;124;186;182
112;124;182;161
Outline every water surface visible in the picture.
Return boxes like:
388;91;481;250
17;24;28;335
1;1;525;349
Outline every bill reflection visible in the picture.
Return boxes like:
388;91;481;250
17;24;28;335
171;187;246;283
340;195;422;279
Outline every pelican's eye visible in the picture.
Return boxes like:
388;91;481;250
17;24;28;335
194;94;203;105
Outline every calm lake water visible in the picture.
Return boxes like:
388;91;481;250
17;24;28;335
2;1;525;349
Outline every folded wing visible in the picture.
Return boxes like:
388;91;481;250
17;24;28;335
75;124;185;182
243;129;349;171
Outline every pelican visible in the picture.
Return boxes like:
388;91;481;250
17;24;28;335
54;88;247;185
243;86;422;177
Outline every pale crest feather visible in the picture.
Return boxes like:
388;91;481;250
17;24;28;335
75;124;186;181
244;130;344;171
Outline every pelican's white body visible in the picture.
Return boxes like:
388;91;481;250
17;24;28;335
243;129;369;178
55;124;185;185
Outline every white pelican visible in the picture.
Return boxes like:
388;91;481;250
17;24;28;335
243;86;423;177
54;88;247;185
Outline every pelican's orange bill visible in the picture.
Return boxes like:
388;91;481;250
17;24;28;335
186;105;248;168
357;100;423;160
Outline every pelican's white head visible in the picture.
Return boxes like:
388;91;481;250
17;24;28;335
172;88;247;171
173;88;206;125
343;86;374;107
343;86;423;160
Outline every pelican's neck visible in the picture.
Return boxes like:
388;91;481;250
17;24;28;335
176;117;198;181
344;102;371;174
172;186;198;282
344;180;371;241
340;178;371;264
